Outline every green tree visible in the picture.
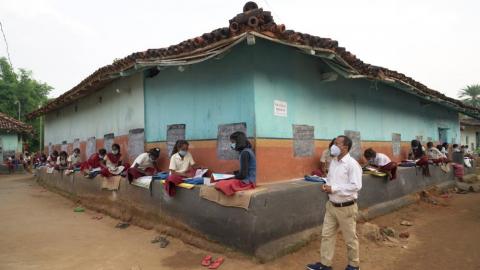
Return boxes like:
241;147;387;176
0;57;52;151
458;84;480;107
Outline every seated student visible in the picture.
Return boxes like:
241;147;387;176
127;148;160;183
47;150;59;167
23;152;32;173
215;131;256;196
6;155;15;174
364;148;398;180
408;140;430;176
101;144;128;177
426;142;448;164
35;153;47;168
312;138;336;177
80;149;107;176
56;151;69;170
67;148;82;170
451;144;465;181
165;140;200;197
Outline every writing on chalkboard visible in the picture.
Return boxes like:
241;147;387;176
86;137;96;158
344;130;361;160
217;123;247;160
392;133;401;156
167;124;186;157
73;138;80;150
293;124;314;157
104;133;114;152
128;128;145;161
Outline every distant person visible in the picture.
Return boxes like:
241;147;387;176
80;149;107;177
363;148;397;180
307;135;362;270
312;138;336;177
409;140;429;176
47;150;59;167
56;151;69;170
67;148;82;170
127;148;161;183
426;142;447;164
215;131;256;196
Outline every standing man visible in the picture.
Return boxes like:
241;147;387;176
307;135;363;270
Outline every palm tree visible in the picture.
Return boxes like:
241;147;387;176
459;84;480;107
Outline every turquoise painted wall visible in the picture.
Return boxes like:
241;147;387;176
144;42;255;142
0;133;19;157
252;39;459;142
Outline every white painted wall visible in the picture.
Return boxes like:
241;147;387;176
461;125;479;150
44;73;144;145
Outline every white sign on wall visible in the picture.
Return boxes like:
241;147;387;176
274;100;287;117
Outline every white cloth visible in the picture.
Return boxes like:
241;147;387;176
169;152;195;173
427;147;446;159
131;153;153;170
371;153;391;167
326;153;362;203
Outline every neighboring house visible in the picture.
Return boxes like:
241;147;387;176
460;117;480;151
27;2;480;183
0;112;33;161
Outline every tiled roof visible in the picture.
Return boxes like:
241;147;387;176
27;1;480;119
460;118;480;127
0;112;33;134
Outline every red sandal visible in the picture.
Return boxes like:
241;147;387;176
201;255;212;267
208;257;224;269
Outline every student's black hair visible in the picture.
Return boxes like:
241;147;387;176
337;135;352;151
52;150;59;157
41;153;47;160
149;148;161;158
364;148;376;159
74;148;81;153
436;145;443;151
442;142;449;148
411;140;424;158
328;138;336;148
426;141;434;148
59;151;68;157
171;140;189;156
112;143;121;153
98;148;107;156
230;131;251;151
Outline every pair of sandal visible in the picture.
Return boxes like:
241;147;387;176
201;255;224;269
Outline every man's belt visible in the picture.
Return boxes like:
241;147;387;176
330;200;356;207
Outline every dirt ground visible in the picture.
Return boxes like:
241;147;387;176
1;174;480;270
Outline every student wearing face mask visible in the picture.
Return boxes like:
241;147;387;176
67;148;82;170
164;140;199;196
80;148;107;176
127;148;160;183
101;144;129;177
307;135;362;270
215;131;256;196
363;148;397;180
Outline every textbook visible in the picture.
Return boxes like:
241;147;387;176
212;173;235;181
185;169;208;180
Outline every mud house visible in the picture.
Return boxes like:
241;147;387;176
0;112;32;160
28;2;480;184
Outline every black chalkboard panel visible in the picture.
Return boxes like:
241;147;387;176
167;124;186;157
217;123;247;160
104;133;114;152
344;130;361;160
392;133;401;156
128;128;145;161
86;137;96;158
293;124;315;157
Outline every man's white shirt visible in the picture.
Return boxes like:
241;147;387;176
326;153;363;203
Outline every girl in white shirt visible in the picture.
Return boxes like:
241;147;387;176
165;140;200;196
127;148;160;183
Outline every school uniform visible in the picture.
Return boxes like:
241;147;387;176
67;154;82;169
165;152;196;197
370;153;397;180
427;147;448;164
313;149;332;177
127;153;156;182
321;153;362;268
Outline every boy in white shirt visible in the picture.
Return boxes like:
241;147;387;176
364;148;397;180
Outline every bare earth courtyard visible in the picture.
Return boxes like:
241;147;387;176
0;174;479;270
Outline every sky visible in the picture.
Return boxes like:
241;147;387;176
0;0;479;99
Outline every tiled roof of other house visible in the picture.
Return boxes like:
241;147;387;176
26;1;480;119
0;112;33;134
